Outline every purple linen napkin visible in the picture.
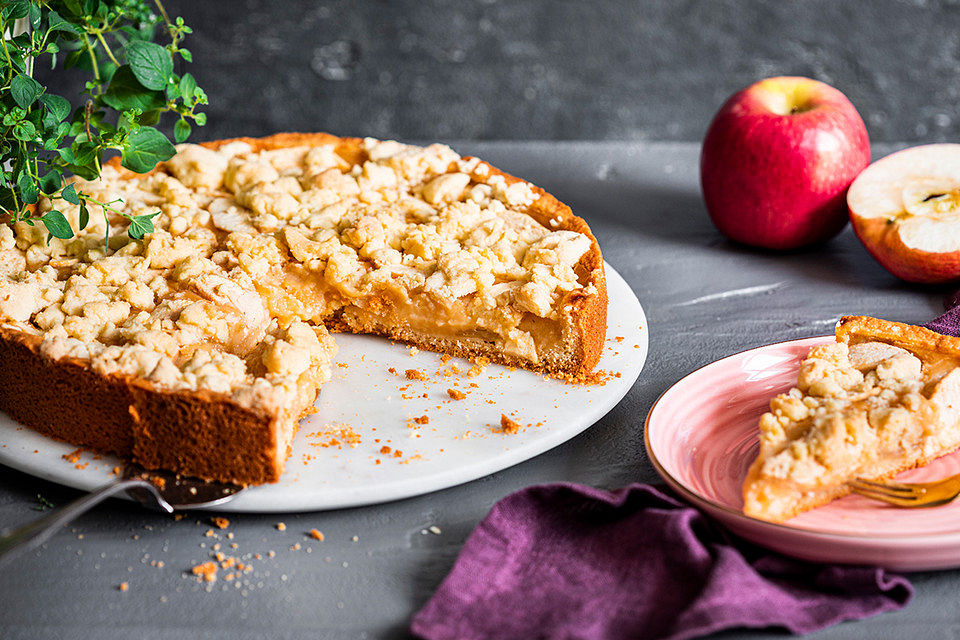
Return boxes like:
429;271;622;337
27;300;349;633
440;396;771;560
410;483;912;640
925;301;960;336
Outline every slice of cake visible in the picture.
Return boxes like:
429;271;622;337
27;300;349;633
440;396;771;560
0;133;607;485
743;316;960;522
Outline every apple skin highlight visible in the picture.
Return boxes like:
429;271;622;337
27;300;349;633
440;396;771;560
700;76;871;250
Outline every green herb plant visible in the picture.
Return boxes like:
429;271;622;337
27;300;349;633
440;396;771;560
0;0;206;251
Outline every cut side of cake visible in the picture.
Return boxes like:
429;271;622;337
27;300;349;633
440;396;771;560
0;133;607;485
743;316;960;522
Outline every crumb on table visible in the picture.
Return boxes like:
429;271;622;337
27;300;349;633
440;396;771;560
309;529;324;541
446;388;466;400
210;517;230;530
191;561;218;583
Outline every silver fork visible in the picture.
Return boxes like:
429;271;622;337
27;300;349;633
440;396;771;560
0;464;243;568
848;474;960;508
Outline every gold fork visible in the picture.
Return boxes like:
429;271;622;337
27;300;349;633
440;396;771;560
848;475;960;508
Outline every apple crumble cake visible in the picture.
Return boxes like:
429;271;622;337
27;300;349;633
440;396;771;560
743;316;960;522
0;133;607;485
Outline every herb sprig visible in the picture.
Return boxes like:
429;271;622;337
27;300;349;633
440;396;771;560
34;492;53;510
0;0;206;250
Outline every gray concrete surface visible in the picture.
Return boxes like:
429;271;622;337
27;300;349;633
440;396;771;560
37;0;960;144
0;141;955;639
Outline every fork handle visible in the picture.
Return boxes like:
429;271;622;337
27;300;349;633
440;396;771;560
0;478;152;568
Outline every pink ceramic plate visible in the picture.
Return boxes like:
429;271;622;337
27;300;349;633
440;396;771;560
645;336;960;571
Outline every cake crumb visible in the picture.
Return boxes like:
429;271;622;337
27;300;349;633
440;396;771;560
499;414;521;434
210;517;230;530
191;561;218;582
173;513;186;521
119;582;129;592
405;368;425;380
388;367;397;375
308;529;324;541
276;522;287;532
351;535;358;542
379;445;392;454
413;415;429;425
428;525;442;535
446;388;466;400
61;447;84;464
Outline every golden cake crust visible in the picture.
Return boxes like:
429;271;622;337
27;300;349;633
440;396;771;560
837;315;960;357
0;132;607;484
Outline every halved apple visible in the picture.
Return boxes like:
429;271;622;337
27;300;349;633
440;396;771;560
849;144;960;283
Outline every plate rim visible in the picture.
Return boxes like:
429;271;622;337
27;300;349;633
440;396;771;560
644;334;960;544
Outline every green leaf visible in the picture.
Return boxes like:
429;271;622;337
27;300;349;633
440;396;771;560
46;10;81;35
78;200;89;230
17;171;37;205
10;74;43;109
121;126;176;173
2;1;29;21
178;48;192;63
56;146;76;164
41;210;73;240
174;119;191;143
194;112;207;126
63;50;84;69
3;107;24;126
126;211;160;239
64;162;98;181
12;120;36;141
102;65;166;112
179;72;197;103
61;183;80;205
38;171;62;194
139;109;161;126
126;41;173;91
38;94;70;122
27;2;40;29
10;32;30;48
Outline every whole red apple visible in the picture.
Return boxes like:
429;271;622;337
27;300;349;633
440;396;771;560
700;76;871;250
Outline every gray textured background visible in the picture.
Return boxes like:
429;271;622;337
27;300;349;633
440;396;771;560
10;1;960;639
37;0;960;143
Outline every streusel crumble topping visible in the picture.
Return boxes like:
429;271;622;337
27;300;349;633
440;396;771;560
756;341;960;487
0;138;594;410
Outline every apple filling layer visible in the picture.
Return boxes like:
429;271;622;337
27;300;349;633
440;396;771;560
743;337;960;522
